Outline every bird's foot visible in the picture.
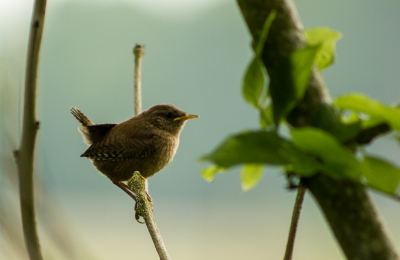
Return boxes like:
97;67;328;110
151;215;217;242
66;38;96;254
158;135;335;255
113;181;145;223
113;181;137;202
134;201;146;224
133;194;153;223
127;171;153;223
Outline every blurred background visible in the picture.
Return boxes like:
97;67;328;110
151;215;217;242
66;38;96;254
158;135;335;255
1;0;400;259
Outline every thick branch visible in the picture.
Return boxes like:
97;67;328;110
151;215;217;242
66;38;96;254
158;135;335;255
14;0;47;259
352;122;390;145
128;172;171;260
237;0;399;259
303;175;398;259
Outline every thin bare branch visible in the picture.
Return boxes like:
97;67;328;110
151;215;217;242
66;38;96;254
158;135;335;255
128;172;171;260
14;0;47;259
133;44;145;116
283;182;306;260
133;44;148;193
132;44;169;258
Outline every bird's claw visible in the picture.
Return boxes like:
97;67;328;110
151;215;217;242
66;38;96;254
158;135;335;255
134;192;153;223
134;203;145;224
128;172;154;223
135;213;145;224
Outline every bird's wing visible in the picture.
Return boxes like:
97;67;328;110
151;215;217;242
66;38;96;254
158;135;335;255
80;132;157;161
86;123;117;139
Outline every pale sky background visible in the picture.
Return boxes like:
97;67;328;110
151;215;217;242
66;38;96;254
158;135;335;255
1;0;400;259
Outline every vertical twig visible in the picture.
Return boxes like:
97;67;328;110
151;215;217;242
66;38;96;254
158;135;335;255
128;172;171;260
14;0;47;260
133;44;144;115
133;44;148;192
283;182;306;260
132;45;170;258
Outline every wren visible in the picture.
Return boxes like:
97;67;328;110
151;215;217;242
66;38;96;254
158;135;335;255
70;104;198;201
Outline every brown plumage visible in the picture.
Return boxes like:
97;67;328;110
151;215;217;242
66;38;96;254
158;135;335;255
70;104;198;184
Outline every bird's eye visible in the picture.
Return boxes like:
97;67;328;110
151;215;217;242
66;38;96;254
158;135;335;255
165;112;173;118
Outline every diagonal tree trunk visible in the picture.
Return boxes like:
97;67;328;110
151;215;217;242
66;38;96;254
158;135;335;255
236;0;399;259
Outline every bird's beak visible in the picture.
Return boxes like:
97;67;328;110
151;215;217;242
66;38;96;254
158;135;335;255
174;114;199;121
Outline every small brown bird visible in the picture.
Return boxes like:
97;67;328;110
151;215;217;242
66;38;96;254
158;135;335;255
70;104;198;201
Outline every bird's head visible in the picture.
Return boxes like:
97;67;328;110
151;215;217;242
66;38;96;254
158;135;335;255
142;104;198;135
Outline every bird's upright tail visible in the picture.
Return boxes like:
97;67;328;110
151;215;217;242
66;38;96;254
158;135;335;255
70;107;95;145
70;107;94;126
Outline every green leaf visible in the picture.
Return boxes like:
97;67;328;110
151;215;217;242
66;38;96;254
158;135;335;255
306;103;362;143
291;127;362;179
305;27;342;70
288;150;324;177
290;46;320;104
335;93;400;130
241;164;264;191
332;120;362;143
243;59;266;108
270;45;319;124
243;10;276;109
260;105;274;129
201;165;227;182
254;10;277;57
361;156;400;196
200;131;293;168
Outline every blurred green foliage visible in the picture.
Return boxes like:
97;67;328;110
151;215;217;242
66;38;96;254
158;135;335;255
202;25;400;198
241;164;264;191
335;93;400;130
269;45;319;124
242;10;276;109
305;27;342;70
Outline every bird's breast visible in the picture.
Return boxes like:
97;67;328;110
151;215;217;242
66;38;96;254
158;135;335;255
138;135;179;178
158;135;180;166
